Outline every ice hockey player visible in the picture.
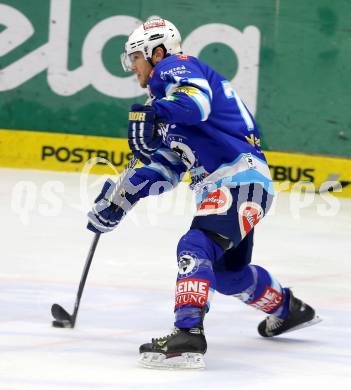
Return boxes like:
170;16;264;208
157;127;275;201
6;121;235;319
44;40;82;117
87;18;321;369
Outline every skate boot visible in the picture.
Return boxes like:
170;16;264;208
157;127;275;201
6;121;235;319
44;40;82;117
258;289;321;337
139;327;207;369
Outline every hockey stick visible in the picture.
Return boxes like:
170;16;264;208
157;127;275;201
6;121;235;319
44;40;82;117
51;156;139;328
51;232;101;328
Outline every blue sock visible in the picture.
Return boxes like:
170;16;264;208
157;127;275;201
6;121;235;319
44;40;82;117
216;264;290;319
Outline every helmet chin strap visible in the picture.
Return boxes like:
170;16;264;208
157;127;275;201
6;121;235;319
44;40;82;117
147;57;155;68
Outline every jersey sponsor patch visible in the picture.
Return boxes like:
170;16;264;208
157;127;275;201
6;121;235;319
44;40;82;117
160;65;191;80
238;201;264;237
244;153;256;169
170;140;195;168
221;80;235;99
249;286;283;313
189;166;210;189
174;86;198;97
195;187;232;216
245;134;261;148
175;278;209;308
176;55;190;61
143;19;166;30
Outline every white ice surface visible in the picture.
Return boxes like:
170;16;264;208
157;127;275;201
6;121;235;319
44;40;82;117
0;168;350;390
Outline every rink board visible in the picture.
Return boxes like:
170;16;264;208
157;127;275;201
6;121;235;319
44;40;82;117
1;128;350;197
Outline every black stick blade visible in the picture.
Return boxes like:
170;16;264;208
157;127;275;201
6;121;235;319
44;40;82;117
51;303;71;320
51;303;74;328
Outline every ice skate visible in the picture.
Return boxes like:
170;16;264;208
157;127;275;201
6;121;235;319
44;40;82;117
139;327;207;369
258;289;322;337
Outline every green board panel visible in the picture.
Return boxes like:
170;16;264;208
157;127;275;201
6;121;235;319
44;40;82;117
0;0;350;156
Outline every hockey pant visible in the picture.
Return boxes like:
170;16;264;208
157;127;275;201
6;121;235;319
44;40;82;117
174;184;290;329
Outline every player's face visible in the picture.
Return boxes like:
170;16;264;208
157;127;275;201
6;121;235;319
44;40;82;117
130;51;153;88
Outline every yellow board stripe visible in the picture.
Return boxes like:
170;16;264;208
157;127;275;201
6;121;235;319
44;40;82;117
1;129;350;197
0;128;133;175
266;150;351;197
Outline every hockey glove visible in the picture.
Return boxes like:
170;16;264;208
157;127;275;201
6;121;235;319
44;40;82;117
128;104;162;165
87;179;131;234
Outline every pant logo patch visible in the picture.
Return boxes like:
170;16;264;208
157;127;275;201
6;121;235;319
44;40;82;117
196;187;232;216
250;286;283;313
238;201;264;237
177;252;199;278
175;278;209;308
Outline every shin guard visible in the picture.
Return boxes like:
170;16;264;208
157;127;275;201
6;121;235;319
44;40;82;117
175;229;223;328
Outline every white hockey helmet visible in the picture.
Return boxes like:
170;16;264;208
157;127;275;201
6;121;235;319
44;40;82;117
121;18;182;71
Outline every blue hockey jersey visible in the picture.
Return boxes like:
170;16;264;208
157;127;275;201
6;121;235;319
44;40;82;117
129;54;273;204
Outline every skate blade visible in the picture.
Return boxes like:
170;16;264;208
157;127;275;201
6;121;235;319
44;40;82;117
284;314;322;335
138;352;205;370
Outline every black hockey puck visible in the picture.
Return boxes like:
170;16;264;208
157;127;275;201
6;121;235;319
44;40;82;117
52;320;73;328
